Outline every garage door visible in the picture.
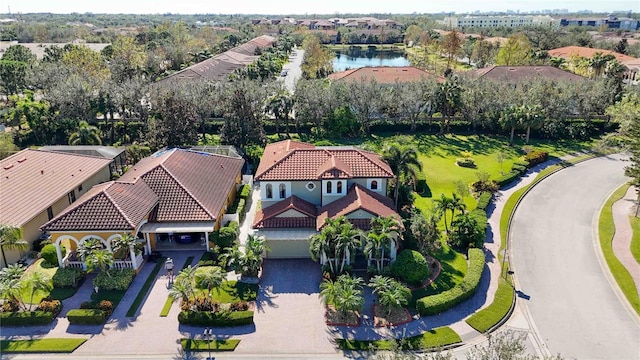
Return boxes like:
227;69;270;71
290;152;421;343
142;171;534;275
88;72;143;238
266;239;311;259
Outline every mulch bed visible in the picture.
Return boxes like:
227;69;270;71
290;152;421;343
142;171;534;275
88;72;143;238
325;306;360;327
373;304;412;327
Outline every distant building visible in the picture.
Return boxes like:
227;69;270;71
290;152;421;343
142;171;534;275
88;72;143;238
559;15;640;30
468;65;584;82
328;66;444;84
440;15;559;29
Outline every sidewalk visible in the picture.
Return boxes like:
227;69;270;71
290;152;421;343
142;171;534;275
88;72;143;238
611;185;640;297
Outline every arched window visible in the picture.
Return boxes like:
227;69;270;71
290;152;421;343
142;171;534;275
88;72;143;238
266;184;273;199
279;183;286;198
337;181;343;194
326;181;332;194
371;180;378;190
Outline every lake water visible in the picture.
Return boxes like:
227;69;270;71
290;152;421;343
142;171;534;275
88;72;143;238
332;49;410;71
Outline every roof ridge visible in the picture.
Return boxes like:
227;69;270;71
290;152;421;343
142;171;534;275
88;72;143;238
159;162;216;220
102;183;137;229
353;148;394;177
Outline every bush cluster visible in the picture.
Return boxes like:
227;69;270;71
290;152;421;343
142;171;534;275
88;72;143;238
475;192;492;211
41;244;65;266
212;221;239;249
455;158;476;168
237;198;247;222
93;268;135;291
239;184;251;199
0;311;55;326
52;267;85;288
524;150;549;168
494;171;521;188
197;251;217;267
177;310;254;327
181;296;220;312
37;299;62;316
391;250;430;286
470;180;499;193
416;248;485;315
510;161;528;175
67;309;107;325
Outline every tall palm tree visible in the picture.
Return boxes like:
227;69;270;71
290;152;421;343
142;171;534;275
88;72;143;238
335;220;361;273
112;233;138;260
589;52;609;78
499;105;523;145
521;104;545;144
434;194;455;234
77;238;103;262
382;144;423;208
68;120;102;145
0;225;28;267
0;263;26;282
310;217;342;275
265;90;294;138
195;266;224;297
25;272;52;310
364;231;389;274
450;192;467;220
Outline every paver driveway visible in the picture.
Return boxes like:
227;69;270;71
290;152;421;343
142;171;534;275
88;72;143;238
232;258;338;354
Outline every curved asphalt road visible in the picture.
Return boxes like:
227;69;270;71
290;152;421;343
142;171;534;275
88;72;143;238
511;154;640;359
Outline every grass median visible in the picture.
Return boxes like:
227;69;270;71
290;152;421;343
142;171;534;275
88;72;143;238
180;338;239;351
599;184;640;316
336;326;461;350
1;338;87;353
126;257;166;317
160;256;194;317
465;278;514;333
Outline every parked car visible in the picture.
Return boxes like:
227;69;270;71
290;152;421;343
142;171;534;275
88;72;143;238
280;70;288;77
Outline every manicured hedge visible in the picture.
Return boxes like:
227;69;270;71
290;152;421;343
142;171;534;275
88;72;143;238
237;198;247;222
177;310;254;327
239;184;251;199
0;311;55;326
41;244;64;266
66;309;106;325
416;248;485;316
469;209;488;234
52;267;85;288
494;170;521;188
456;158;476;168
180;338;240;351
510;163;528;175
524;150;549;168
391;250;430;286
465;278;515;333
213;221;239;249
93;268;135;291
475;192;492;211
337;326;461;350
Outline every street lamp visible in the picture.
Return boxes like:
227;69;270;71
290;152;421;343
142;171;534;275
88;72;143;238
203;327;213;360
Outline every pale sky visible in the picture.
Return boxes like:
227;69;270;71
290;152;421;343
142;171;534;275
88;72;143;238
5;0;639;15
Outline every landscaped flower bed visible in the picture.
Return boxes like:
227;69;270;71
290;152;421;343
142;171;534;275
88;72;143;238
325;306;359;327
373;304;412;327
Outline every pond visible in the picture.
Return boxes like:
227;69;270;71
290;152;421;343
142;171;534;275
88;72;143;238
332;48;410;71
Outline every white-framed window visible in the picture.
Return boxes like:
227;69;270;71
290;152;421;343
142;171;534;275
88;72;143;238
266;184;273;199
337;181;343;193
326;181;333;194
306;182;316;191
370;180;378;190
279;183;287;198
367;178;382;192
323;180;346;196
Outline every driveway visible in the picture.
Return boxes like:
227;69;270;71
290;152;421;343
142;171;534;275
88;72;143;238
279;49;304;93
511;154;640;359
232;259;338;354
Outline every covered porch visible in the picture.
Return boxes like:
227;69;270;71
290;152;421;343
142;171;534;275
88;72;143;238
140;221;216;252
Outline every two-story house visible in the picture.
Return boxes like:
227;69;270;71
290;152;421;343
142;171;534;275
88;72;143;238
252;140;401;262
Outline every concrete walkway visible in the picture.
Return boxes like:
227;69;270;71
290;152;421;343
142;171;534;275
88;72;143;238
612;185;640;297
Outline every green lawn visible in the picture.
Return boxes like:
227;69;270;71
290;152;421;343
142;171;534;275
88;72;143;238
180;338;240;351
0;338;87;353
410;245;467;307
196;280;258;303
465;278;514;333
336;326;461;350
91;290;127;309
630;215;640;265
20;259;80;305
599;184;640;316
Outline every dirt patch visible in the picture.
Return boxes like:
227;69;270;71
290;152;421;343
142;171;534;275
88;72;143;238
373;304;412;327
325;306;359;326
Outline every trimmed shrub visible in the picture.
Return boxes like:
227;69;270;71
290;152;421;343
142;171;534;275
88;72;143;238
416;248;485;315
391;250;430;286
510;163;527;175
470;180;499;193
93;268;135;291
455;158;476;168
97;300;113;315
177;310;254;327
37;299;62;316
494;171;520;188
215;222;239;249
469;209;488;235
524;150;548;168
41;244;64;266
0;311;55;326
475;192;492;211
52;267;85;288
67;309;106;325
239;184;251;199
237;199;247;222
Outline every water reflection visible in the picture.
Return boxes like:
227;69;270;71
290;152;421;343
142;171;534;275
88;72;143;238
333;48;410;71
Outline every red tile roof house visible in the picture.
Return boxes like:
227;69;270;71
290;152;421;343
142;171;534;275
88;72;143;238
252;140;402;266
0;149;113;268
328;66;444;84
41;149;245;269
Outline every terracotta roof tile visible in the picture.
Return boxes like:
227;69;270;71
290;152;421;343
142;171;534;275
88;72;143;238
0;149;112;227
42;181;158;231
253;196;317;228
328;66;444;84
470;65;584;82
548;46;636;62
120;149;244;222
316;184;400;230
255;141;393;181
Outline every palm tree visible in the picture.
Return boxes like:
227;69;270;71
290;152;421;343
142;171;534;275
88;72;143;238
382;144;423;208
335;220;361;273
549;56;566;68
521;104;545;144
168;276;194;303
25;272;52;310
86;249;114;277
319;279;340;306
0;277;25;310
77;238;103;262
68;120;102;145
223;235;269;278
368;275;392;295
265;90;294;138
195;266;224;296
450;192;467;220
589;52;609;78
499;105;522;145
112;233;138;260
364;231;389;274
310;218;342;275
0;225;28;267
434;194;455;234
367;275;410;316
333;275;364;318
0;263;26;282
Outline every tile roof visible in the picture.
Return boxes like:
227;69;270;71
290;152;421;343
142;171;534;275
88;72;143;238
470;65;584;82
317;184;400;230
42;181;158;231
119;149;244;222
0;149;112;227
548;46;637;62
255;140;393;181
252;195;317;229
328;66;444;84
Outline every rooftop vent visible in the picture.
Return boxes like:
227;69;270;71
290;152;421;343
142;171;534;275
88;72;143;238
3;164;14;170
17;158;27;163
